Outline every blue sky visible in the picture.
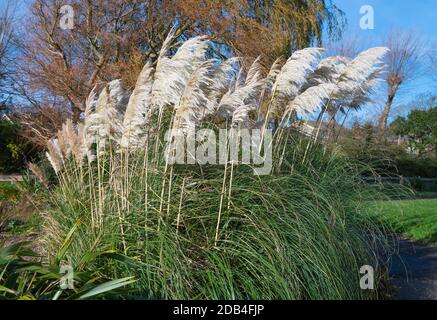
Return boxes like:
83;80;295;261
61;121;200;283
333;0;437;43
330;0;437;122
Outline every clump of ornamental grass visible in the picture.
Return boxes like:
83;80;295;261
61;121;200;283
40;139;393;299
36;28;394;299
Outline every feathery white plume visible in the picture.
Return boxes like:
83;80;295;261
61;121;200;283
274;48;325;100
304;56;351;88
82;86;101;162
151;31;209;112
340;67;385;111
173;60;218;132
84;80;129;156
337;47;388;94
245;56;262;86
46;138;64;173
45;34;388;165
325;48;388;114
282;83;338;123
232;104;256;126
121;62;154;149
46;119;87;172
300;50;387;117
264;57;283;92
218;59;265;122
204;57;240;115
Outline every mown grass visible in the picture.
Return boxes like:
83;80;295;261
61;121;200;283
370;199;437;244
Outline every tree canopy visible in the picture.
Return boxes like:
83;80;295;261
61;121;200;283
391;102;437;156
14;0;344;120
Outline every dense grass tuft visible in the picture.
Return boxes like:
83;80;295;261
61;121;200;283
39;137;393;299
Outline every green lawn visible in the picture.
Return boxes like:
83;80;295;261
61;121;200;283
372;199;437;244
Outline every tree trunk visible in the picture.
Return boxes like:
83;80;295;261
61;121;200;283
70;99;83;123
379;81;400;134
379;94;395;133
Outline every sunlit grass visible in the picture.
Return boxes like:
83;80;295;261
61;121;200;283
370;199;437;244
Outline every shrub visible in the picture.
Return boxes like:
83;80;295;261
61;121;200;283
0;182;20;202
0;242;136;300
0;120;22;173
394;157;437;178
33;31;393;299
0;118;40;173
341;122;437;179
40;140;392;299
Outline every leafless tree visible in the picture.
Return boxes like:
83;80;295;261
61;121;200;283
378;30;426;133
326;32;373;58
15;0;344;122
0;1;15;106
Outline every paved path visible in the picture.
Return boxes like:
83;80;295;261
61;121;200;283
390;238;437;300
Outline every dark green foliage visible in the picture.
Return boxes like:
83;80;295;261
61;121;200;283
0;241;136;300
391;107;437;156
393;157;437;178
342;119;437;179
0;182;20;202
0;119;21;173
0;119;39;173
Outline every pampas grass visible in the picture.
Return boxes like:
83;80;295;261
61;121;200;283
45;33;388;168
121;62;154;150
39;32;394;300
